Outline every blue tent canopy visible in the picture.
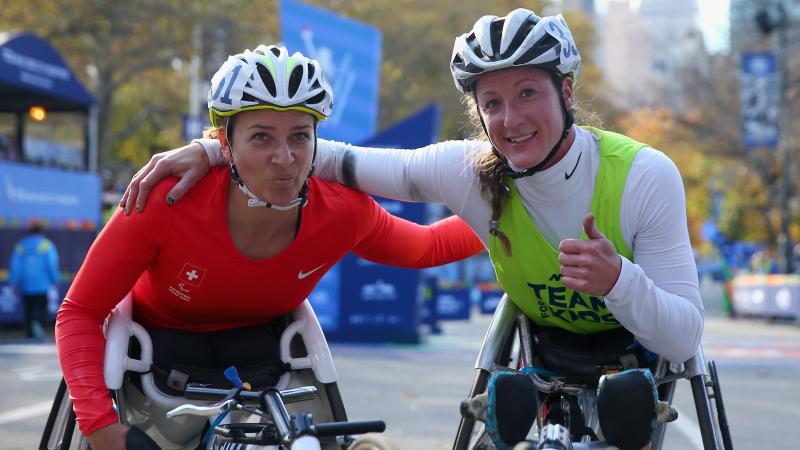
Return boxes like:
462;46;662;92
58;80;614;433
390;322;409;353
0;32;95;112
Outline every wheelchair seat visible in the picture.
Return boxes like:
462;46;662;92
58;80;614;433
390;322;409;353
104;293;340;408
453;295;733;450
527;324;657;387
41;294;350;450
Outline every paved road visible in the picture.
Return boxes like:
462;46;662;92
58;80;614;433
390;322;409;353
1;309;798;449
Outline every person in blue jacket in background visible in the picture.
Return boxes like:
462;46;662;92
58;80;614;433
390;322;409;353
9;222;60;340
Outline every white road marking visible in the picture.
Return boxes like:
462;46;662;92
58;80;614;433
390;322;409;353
0;400;53;426
13;365;62;381
0;344;57;355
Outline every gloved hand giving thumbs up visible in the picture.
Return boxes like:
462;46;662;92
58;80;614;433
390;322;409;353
557;213;622;296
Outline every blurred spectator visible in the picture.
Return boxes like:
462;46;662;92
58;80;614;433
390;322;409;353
8;222;61;340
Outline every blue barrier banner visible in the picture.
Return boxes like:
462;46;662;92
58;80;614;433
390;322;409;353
330;198;425;343
0;282;69;325
741;52;780;149
307;264;341;331
0;284;22;324
281;0;381;144
360;104;441;149
435;288;471;321
0;33;94;107
732;275;800;319
479;290;504;315
0;162;101;227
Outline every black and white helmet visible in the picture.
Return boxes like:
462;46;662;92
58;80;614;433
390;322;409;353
450;8;581;93
208;44;333;126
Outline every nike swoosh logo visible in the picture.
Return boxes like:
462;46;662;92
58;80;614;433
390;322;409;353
298;264;326;280
565;152;582;180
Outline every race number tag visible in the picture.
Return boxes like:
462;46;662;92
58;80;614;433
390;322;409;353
208;57;256;110
541;15;580;69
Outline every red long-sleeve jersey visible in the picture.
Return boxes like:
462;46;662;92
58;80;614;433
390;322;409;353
56;167;483;436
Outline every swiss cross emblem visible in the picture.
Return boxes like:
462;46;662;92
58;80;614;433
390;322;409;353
177;263;207;287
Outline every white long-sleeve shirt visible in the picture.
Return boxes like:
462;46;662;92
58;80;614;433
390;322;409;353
198;126;703;363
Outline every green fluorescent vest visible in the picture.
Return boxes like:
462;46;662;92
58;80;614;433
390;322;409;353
488;127;646;334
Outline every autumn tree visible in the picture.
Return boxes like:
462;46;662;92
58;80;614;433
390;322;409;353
1;0;279;176
677;15;800;251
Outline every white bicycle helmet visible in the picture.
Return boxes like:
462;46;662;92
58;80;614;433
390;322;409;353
207;45;334;210
208;44;333;126
450;9;581;94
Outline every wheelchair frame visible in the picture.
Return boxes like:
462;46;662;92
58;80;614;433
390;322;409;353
40;295;350;450
452;295;732;450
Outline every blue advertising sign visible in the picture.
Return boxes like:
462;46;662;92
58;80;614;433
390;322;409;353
479;290;505;315
307;264;341;331
741;52;780;149
0;33;94;108
281;0;381;144
0;161;101;226
0;285;22;324
360;104;441;148
0;282;68;324
334;197;425;343
435;288;471;320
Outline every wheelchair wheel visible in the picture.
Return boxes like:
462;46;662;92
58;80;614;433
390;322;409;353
346;432;398;450
708;361;733;450
40;378;91;450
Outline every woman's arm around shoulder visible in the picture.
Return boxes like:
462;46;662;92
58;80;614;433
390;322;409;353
315;139;485;209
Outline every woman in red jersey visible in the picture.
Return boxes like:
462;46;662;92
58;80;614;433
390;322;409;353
55;44;482;450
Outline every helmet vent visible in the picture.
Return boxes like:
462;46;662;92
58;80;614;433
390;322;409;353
269;46;281;57
288;64;304;98
513;35;559;65
307;90;326;105
501;19;537;59
463;62;484;74
466;34;484;59
257;63;277;97
489;20;504;57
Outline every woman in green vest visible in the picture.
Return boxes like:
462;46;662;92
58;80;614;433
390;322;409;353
123;8;702;449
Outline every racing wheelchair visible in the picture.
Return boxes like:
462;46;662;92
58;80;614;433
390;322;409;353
453;295;733;450
40;294;387;450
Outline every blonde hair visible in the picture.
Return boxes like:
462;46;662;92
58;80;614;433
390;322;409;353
203;126;221;139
